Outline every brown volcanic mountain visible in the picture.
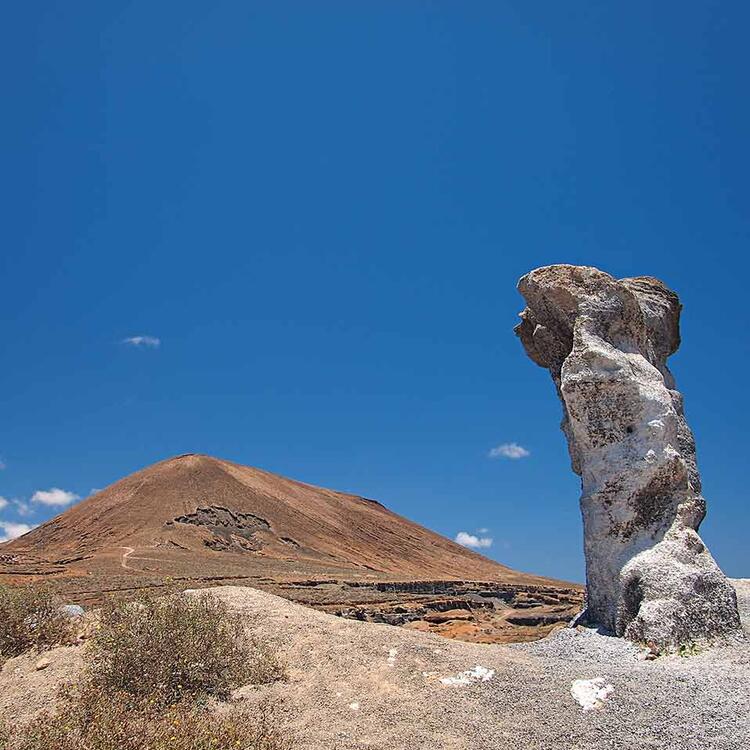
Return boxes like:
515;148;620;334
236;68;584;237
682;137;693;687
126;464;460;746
3;453;538;582
1;455;582;642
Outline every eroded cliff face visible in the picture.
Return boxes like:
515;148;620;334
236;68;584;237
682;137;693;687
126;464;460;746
515;265;741;650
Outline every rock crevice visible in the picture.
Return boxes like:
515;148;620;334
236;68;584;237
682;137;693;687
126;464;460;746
515;264;741;649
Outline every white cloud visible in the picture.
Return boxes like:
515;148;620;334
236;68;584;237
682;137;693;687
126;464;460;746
13;499;33;517
0;521;36;542
31;487;80;507
477;527;490;534
0;497;33;516
455;531;493;549
488;442;530;460
122;335;160;348
0;458;6;470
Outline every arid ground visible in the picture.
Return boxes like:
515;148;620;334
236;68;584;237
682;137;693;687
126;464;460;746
2;580;748;749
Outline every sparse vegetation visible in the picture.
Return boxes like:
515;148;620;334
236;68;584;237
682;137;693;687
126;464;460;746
677;642;702;658
4;690;290;750
86;592;284;706
0;584;73;660
0;591;290;750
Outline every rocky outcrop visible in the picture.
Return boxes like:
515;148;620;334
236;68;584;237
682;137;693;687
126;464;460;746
318;580;583;642
170;506;270;552
515;265;741;650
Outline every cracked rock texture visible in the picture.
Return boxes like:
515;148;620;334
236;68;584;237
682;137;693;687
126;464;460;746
515;264;741;650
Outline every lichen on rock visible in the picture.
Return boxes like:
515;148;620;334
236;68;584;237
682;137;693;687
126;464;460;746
515;264;741;650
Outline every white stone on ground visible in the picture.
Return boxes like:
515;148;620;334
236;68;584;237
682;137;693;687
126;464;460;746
570;678;615;710
439;665;495;686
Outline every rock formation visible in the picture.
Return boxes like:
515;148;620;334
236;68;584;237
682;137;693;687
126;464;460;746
515;265;741;650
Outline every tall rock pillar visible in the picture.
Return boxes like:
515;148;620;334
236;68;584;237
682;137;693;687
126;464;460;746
515;265;740;650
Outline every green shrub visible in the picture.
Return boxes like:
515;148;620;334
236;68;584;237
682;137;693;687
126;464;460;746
86;593;284;706
0;584;73;659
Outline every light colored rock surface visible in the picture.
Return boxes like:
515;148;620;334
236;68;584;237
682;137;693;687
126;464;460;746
515;265;741;650
733;579;750;637
2;585;748;749
33;657;50;671
0;644;83;720
59;604;85;619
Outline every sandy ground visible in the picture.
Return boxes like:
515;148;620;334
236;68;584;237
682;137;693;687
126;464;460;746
2;581;748;749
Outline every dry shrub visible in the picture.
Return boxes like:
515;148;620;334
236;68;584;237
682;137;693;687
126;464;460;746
0;584;73;659
5;688;291;750
86;593;284;706
0;591;291;750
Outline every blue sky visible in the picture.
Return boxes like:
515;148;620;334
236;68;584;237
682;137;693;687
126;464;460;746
1;2;748;581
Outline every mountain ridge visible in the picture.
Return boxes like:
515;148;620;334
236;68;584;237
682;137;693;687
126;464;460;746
3;453;559;585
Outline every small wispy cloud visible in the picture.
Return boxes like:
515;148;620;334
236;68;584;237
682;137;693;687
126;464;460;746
0;521;36;542
488;442;530;460
455;531;493;549
31;488;81;507
13;499;33;517
0;497;32;516
0;458;6;470
122;335;161;348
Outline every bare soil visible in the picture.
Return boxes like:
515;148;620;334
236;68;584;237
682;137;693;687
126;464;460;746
3;581;747;749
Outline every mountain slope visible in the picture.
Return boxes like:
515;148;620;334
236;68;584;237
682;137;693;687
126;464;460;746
2;454;547;584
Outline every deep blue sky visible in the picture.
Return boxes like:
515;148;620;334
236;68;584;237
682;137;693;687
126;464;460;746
1;2;748;581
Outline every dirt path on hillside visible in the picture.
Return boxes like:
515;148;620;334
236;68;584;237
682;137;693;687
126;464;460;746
120;546;135;569
119;545;167;572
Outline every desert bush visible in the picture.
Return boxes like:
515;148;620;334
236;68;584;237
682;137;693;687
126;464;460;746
0;591;290;749
0;584;73;659
86;592;284;706
3;689;291;750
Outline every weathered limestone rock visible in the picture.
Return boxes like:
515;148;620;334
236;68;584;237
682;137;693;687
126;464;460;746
515;265;741;650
